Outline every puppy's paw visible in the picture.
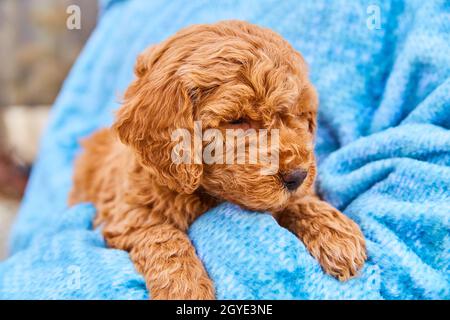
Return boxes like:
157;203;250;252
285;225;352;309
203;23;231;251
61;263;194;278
278;198;367;281
151;275;215;300
309;217;367;281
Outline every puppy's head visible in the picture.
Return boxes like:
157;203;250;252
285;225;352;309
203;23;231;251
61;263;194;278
114;20;318;212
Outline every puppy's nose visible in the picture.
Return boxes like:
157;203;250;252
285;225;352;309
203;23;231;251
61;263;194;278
282;169;308;191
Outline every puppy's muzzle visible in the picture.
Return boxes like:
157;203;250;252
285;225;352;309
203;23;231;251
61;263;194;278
282;169;307;191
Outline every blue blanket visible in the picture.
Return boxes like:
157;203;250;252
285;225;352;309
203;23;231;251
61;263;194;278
0;0;448;299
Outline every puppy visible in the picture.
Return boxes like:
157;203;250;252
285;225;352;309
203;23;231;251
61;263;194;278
69;20;366;299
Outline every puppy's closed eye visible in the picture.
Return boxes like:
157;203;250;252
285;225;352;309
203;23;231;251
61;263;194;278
226;118;251;130
229;118;245;125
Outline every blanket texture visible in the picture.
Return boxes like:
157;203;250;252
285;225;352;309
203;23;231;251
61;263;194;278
0;0;449;299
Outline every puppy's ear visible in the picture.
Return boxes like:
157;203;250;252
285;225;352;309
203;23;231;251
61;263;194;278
113;44;202;194
133;46;156;77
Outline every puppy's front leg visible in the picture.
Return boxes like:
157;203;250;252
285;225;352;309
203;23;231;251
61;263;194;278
275;195;367;280
106;221;215;299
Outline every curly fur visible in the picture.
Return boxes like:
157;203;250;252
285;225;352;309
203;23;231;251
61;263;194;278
69;20;366;299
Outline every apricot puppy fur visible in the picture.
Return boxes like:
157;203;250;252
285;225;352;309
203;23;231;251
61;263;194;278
69;20;366;299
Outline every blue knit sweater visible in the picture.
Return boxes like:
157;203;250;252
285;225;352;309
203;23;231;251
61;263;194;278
0;0;448;299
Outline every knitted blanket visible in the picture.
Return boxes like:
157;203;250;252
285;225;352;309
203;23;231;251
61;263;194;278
0;0;448;299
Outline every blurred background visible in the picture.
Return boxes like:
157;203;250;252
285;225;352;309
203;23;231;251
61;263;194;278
0;0;98;259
